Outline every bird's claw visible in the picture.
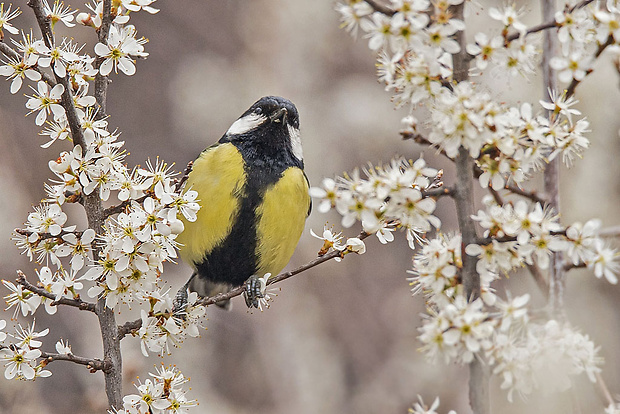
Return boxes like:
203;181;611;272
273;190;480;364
172;282;190;320
243;274;264;308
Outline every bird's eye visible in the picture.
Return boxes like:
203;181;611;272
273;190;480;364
254;107;262;115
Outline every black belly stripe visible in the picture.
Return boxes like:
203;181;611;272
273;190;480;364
193;136;302;287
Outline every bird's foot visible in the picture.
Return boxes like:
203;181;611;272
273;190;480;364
172;282;190;319
243;274;265;309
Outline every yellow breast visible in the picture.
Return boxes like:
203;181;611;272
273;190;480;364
255;167;310;276
176;143;246;267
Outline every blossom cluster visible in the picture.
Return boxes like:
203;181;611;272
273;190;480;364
414;264;601;402
309;157;441;249
0;320;52;380
336;1;598;190
466;196;620;284
1;0;204;380
111;365;197;414
548;1;620;85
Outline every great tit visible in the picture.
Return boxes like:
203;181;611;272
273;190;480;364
175;96;311;309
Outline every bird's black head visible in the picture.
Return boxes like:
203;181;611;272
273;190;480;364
222;96;303;164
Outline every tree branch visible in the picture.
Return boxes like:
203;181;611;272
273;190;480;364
506;0;596;42
118;231;372;339
541;0;566;319
504;183;547;205
40;351;107;373
16;270;97;313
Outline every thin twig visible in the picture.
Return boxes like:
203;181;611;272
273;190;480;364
504;183;547;205
40;351;108;373
595;371;615;407
506;0;596;42
14;228;83;241
422;186;453;198
16;270;97;313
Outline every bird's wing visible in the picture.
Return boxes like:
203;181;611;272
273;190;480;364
255;166;311;276
176;142;247;267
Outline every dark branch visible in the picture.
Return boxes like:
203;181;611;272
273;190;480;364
40;351;107;373
118;232;372;339
16;270;97;313
15;228;83;241
506;0;596;42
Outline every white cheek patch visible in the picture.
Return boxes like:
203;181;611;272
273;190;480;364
226;113;267;136
288;124;303;161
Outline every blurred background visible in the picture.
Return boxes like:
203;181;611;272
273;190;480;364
1;1;620;413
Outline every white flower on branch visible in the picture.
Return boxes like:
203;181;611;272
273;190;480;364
95;24;148;76
0;346;42;380
466;32;504;71
0;2;20;39
43;0;77;29
121;0;159;14
25;81;66;126
13;320;49;349
488;320;602;402
550;50;593;84
310;157;440;246
55;339;71;354
310;225;345;254
36;39;81;78
0;55;42;94
335;1;373;38
489;4;527;34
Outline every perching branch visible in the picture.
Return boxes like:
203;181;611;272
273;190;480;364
40;351;108;373
117;231;373;339
16;270;97;313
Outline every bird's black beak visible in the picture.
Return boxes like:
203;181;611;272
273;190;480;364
270;107;287;123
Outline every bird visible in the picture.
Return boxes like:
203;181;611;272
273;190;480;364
174;96;311;310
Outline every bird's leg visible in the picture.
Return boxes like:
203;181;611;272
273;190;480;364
243;274;265;308
172;278;191;318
